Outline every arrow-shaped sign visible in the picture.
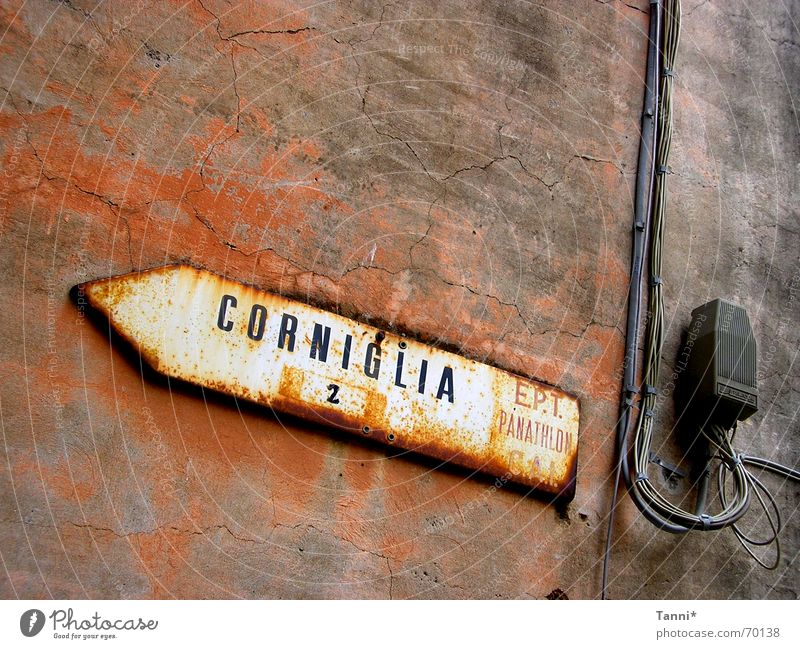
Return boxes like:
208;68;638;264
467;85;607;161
77;265;579;499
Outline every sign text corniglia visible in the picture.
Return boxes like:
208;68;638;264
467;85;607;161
77;265;580;498
216;293;456;403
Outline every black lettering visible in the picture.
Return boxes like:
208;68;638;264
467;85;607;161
436;366;455;403
342;334;353;369
364;342;381;379
217;294;237;331
418;359;428;394
247;304;267;341
394;351;407;388
326;383;340;404
310;323;331;362
278;313;298;351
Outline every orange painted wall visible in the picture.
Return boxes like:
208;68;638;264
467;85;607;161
1;0;797;598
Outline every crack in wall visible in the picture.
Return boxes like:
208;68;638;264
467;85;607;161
2;89;135;265
229;50;242;132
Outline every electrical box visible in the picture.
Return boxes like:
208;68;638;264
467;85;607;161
684;298;758;429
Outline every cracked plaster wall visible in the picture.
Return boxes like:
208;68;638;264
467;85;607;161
0;0;797;599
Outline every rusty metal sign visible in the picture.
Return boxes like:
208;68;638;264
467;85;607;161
77;265;580;499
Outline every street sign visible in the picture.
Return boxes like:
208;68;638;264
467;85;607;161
77;265;580;499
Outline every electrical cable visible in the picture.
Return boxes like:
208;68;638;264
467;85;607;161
601;0;663;601
740;455;800;482
602;0;673;598
601;0;799;597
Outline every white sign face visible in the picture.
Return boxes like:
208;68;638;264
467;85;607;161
79;265;580;498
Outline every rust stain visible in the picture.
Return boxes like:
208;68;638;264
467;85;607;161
77;264;580;499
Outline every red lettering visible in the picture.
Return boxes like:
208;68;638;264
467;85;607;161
552;393;562;417
533;388;547;410
515;380;530;407
498;410;507;435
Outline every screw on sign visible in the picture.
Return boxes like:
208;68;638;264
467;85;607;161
75;265;580;499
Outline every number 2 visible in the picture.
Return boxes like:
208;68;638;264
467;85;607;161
326;383;341;404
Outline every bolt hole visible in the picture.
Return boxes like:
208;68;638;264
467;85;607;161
376;331;385;343
387;433;396;442
362;426;371;435
399;341;407;349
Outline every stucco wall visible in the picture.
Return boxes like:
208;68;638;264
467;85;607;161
1;0;797;599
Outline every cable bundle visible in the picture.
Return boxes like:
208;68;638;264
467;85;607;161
603;0;799;596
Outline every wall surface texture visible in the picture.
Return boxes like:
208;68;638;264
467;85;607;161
0;0;797;599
